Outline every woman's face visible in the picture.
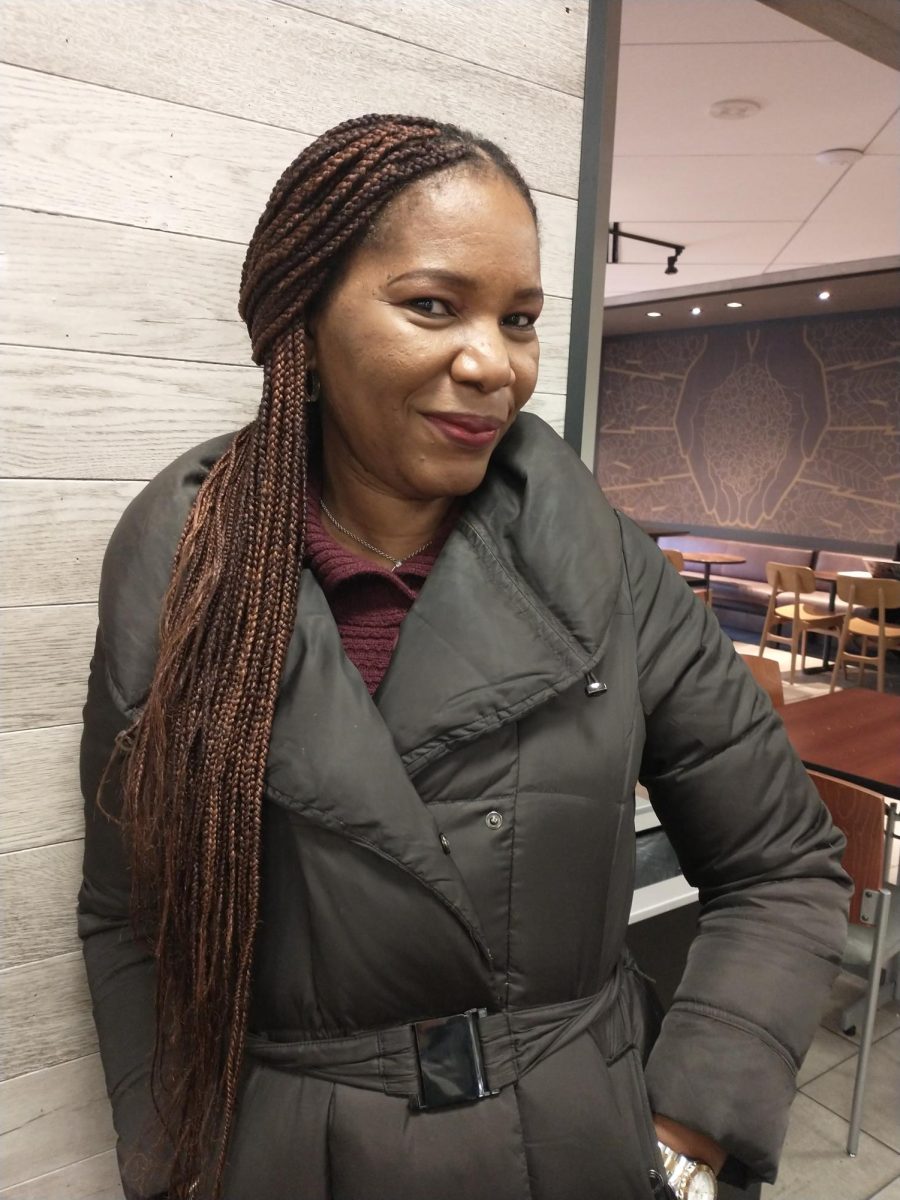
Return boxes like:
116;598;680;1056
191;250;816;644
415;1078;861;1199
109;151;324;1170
308;166;542;501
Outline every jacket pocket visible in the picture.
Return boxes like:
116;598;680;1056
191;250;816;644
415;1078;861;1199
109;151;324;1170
606;1044;669;1199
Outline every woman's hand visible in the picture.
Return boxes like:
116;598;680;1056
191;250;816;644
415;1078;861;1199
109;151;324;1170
653;1113;728;1175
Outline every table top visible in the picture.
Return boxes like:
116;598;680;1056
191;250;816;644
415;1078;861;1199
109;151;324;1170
780;689;900;799
638;526;689;541
680;552;747;565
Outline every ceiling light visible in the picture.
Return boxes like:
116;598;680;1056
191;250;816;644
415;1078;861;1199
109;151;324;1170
691;306;702;316
818;290;831;300
647;311;662;318
726;301;743;309
709;98;762;120
816;148;863;167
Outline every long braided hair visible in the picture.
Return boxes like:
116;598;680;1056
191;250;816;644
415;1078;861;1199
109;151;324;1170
113;114;536;1197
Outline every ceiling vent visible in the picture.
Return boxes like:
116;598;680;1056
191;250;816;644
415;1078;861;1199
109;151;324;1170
709;98;762;120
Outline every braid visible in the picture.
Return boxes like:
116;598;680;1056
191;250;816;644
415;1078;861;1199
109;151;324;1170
109;114;535;1198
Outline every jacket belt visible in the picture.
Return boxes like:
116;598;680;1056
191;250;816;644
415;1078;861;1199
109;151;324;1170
246;967;627;1106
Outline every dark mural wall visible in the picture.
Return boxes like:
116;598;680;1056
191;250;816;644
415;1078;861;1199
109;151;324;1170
596;307;900;548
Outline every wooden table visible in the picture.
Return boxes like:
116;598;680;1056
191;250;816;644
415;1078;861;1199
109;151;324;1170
680;551;746;601
780;690;900;800
638;526;689;542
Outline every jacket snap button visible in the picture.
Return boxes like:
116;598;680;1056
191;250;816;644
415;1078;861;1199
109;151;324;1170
485;811;503;830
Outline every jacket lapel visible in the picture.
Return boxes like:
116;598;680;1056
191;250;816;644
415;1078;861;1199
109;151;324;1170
376;413;624;775
265;570;492;964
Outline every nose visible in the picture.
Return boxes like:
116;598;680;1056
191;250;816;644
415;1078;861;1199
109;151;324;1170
450;328;516;393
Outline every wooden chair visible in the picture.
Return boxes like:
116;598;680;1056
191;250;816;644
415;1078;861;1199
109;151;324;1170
829;574;900;694
738;653;784;708
662;548;709;605
808;772;900;1156
759;563;843;682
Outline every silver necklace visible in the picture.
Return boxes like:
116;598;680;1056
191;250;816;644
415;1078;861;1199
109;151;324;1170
320;498;436;571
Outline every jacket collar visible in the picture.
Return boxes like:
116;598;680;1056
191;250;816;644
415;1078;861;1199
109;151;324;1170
375;413;624;773
264;414;624;967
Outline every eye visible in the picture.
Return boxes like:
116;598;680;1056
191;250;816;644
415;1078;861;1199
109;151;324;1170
408;297;453;316
502;312;538;330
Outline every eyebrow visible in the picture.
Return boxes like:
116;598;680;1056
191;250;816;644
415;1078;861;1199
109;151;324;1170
387;268;544;303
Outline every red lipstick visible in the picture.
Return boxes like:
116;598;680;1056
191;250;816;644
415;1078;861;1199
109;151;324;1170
424;412;503;449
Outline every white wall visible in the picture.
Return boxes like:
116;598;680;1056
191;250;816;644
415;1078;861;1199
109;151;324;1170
0;1;588;1192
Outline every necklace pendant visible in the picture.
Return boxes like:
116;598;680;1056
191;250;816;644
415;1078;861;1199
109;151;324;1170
393;560;403;570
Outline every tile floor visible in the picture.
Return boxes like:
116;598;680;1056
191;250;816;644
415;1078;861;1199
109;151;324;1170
729;637;900;1199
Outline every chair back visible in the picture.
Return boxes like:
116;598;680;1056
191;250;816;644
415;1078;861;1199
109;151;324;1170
662;548;684;571
836;573;900;615
738;653;784;708
765;562;816;595
808;771;886;926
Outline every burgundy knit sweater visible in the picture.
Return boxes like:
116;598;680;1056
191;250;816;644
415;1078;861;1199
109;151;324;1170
304;490;457;695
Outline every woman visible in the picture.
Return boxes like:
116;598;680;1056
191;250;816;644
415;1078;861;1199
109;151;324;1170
79;114;849;1200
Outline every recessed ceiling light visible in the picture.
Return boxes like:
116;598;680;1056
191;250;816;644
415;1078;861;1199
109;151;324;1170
816;148;863;167
726;301;743;309
690;306;702;316
710;98;762;120
647;311;662;318
818;290;831;300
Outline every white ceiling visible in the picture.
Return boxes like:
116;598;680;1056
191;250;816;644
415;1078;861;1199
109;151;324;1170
605;0;900;298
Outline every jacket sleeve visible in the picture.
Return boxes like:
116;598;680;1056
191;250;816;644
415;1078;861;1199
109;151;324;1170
78;628;172;1200
618;515;851;1185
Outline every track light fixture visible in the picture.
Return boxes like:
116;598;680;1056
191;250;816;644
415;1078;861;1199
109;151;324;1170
608;222;685;277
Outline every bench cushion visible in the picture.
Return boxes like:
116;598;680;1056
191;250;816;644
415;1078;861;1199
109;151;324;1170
657;537;813;583
813;550;871;574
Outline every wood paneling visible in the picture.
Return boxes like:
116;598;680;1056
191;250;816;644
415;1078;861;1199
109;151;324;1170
0;951;97;1080
0;65;577;300
0;1054;115;1189
1;841;82;969
0;347;256;481
534;191;577;300
0;61;312;246
281;0;588;94
0;725;83;852
2;208;247;363
531;297;573;395
2;210;571;394
0;481;143;608
1;604;96;734
525;392;566;435
1;348;564;481
0;1150;123;1200
0;0;582;197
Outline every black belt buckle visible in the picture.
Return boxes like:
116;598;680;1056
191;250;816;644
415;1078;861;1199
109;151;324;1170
410;1008;499;1111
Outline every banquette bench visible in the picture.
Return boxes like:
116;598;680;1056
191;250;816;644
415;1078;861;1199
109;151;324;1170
655;535;899;623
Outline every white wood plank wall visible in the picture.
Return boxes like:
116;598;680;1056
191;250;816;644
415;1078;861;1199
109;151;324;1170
0;1;588;1191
